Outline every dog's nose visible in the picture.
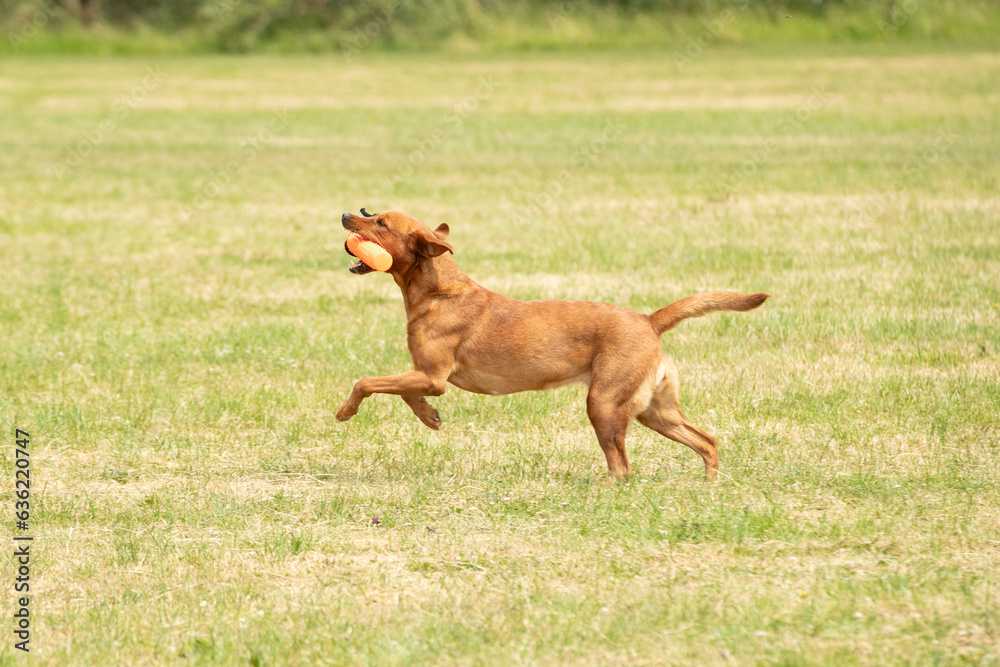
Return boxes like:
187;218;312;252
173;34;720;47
341;212;353;224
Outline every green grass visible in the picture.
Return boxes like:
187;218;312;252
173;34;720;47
1;44;999;665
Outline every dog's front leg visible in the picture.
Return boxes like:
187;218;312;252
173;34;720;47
401;395;442;430
336;370;447;423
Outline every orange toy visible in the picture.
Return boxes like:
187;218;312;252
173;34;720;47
346;232;393;272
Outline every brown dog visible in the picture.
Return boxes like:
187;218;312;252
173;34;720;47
336;210;768;479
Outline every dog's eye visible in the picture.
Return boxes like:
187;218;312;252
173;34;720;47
376;220;387;228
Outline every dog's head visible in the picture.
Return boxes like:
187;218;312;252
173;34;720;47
341;209;453;276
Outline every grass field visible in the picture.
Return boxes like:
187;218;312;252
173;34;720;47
1;44;998;665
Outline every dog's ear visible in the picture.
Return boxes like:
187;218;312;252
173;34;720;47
413;227;454;258
433;223;450;240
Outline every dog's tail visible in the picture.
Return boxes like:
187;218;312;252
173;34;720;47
649;291;769;336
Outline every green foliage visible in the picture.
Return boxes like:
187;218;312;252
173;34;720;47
1;0;999;54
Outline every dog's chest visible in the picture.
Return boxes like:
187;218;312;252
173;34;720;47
447;359;590;396
447;361;512;395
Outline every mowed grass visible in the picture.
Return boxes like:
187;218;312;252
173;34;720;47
1;44;998;665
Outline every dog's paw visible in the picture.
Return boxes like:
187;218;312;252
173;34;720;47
336;403;357;422
403;396;441;430
419;408;441;430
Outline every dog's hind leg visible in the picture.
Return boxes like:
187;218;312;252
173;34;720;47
586;384;634;480
401;395;441;430
636;360;719;478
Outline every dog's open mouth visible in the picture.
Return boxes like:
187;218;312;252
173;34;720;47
344;240;375;274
